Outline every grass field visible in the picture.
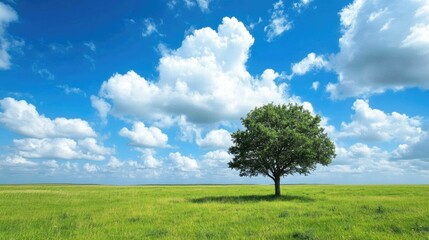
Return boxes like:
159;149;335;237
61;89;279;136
0;185;428;239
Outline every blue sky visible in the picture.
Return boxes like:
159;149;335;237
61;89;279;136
0;0;428;184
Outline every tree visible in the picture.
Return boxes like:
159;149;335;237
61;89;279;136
228;103;335;196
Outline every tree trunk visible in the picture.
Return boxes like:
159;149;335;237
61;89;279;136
274;176;281;197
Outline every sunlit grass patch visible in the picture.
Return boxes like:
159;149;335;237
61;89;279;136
0;184;427;239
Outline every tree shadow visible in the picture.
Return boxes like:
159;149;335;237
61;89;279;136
190;194;315;203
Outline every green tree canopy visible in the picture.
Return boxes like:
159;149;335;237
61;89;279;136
228;103;336;196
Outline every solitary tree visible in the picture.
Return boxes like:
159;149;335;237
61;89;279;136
228;103;335;196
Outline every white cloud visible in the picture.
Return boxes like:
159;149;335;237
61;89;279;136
393;130;429;161
119;122;168;148
177;116;199;142
0;98;113;166
402;24;429;48
312;81;319;91
42;160;59;169
122;158;162;178
140;149;162;168
339;99;423;143
264;0;292;42
293;0;313;12
32;65;55;80
13;137;113;160
248;17;262;30
329;143;402;174
78;138;114;156
142;18;160;37
202;150;231;167
184;0;195;8
57;85;84;95
183;0;211;12
196;0;210;12
90;95;111;121
126;160;145;169
301;0;311;5
335;143;389;164
64;161;79;171
0;98;96;138
0;1;15;16
0;155;37;167
0;2;18;70
107;156;124;168
328;0;429;98
83;42;96;52
321;116;336;138
290;52;328;77
167;0;177;9
169;152;199;171
156;43;171;56
83;163;98;173
97;17;289;124
196;129;232;149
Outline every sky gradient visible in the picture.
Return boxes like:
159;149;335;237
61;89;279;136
0;0;428;184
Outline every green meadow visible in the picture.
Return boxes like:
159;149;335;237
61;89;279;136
0;185;428;239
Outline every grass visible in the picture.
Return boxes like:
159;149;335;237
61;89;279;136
0;185;428;239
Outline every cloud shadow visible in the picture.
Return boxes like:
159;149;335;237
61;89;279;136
190;194;315;203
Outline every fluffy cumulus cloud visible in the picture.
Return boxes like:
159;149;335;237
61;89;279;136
13;138;113;161
394;129;429;162
0;155;37;167
0;98;96;138
264;0;292;42
107;156;124;169
322;99;429;176
339;99;423;143
42;160;59;169
97;17;289;124
0;2;18;70
140;149;163;168
89;149;233;179
312;81;319;91
83;163;98;173
329;143;401;174
290;52;328;78
0;97;114;167
90;95;111;121
328;0;429;98
169;152;199;172
64;162;79;172
327;141;429;178
119;122;168;148
202;150;231;168
196;129;232;149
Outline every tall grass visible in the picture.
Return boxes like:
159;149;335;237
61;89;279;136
0;185;428;239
